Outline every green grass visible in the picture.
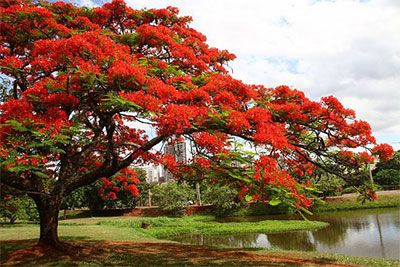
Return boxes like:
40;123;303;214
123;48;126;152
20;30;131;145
0;217;159;242
312;193;400;213
96;215;328;239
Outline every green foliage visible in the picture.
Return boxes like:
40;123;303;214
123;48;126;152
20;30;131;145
202;184;243;216
0;196;38;223
315;174;346;197
234;202;296;217
135;168;152;206
62;187;91;210
373;150;400;187
152;181;195;215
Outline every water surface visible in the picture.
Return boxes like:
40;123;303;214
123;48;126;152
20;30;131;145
171;208;400;259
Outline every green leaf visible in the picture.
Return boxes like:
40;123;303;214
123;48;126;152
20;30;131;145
8;165;33;173
102;93;142;111
268;198;281;206
300;207;313;216
33;171;49;179
244;195;253;202
4;120;29;132
0;158;16;167
49;147;66;154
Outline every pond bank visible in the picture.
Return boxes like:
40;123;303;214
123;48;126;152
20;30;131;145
312;190;400;213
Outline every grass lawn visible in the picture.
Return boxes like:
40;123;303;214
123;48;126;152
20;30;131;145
1;214;399;266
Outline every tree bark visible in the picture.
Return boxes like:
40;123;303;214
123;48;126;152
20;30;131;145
31;194;63;248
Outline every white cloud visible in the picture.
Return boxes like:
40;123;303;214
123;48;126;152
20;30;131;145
81;0;400;148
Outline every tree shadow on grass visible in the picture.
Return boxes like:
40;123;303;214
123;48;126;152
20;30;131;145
1;240;352;266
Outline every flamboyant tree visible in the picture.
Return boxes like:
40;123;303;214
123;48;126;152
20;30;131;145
0;0;394;249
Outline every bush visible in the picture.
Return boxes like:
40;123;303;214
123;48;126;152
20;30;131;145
203;184;243;216
152;181;195;215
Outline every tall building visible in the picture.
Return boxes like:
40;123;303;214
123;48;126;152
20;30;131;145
164;141;187;182
138;165;163;184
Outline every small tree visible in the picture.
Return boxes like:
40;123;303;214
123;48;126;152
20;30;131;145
203;184;243;216
152;181;195;215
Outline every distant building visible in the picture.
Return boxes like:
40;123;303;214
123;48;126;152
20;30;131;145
138;165;163;184
164;141;187;182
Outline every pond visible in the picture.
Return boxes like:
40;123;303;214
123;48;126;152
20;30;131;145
171;208;400;259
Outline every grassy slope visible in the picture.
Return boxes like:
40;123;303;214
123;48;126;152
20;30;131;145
312;192;400;213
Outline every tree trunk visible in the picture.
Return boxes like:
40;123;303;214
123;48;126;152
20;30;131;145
31;194;63;248
196;182;202;206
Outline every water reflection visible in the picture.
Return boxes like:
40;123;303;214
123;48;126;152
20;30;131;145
172;208;400;259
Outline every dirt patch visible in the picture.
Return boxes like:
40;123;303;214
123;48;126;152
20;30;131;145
1;240;357;266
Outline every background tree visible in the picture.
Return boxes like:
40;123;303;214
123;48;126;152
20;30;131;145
61;187;90;212
152;181;195;215
202;184;243;216
373;150;400;188
133;168;152;207
0;184;38;223
0;0;394;249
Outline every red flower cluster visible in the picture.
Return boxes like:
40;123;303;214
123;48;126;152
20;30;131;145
372;144;394;161
97;168;140;201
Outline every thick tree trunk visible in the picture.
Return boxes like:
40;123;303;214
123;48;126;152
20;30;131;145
31;194;63;248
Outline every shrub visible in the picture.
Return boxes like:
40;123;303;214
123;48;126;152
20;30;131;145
152;181;195;215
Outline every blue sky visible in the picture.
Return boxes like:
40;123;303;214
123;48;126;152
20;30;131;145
70;0;400;150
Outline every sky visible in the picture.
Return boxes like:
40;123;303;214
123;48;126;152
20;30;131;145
73;0;400;150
